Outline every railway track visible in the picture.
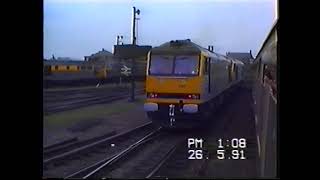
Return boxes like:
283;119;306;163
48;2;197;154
43;86;131;103
65;128;183;179
44;89;145;115
43;122;160;178
43;86;258;179
43;122;154;167
43;131;116;160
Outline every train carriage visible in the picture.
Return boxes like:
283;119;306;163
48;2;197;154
143;39;244;128
251;19;278;177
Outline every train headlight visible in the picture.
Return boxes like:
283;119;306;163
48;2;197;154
147;93;158;98
187;94;200;99
192;94;200;99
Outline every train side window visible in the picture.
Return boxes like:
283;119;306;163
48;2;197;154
258;58;262;78
77;66;80;70
81;66;85;70
66;66;70;70
55;66;58;70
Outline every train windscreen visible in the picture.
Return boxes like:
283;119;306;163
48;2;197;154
174;56;199;75
149;55;174;75
149;55;199;76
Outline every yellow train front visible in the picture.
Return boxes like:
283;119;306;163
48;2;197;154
144;39;244;128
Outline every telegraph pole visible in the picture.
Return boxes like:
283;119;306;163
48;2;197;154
129;6;140;102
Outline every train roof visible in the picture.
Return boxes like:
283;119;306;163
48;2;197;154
150;39;245;66
255;19;278;61
152;39;227;59
151;39;200;55
43;60;84;66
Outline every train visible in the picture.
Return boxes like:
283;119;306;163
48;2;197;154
251;19;278;177
143;39;244;128
43;57;147;88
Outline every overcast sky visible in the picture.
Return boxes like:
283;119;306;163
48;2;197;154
44;0;277;60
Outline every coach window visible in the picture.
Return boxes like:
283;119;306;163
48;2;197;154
262;64;267;83
77;66;80;70
67;66;70;70
55;66;58;70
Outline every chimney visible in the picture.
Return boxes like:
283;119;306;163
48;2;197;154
120;36;124;45
208;45;214;52
116;36;119;45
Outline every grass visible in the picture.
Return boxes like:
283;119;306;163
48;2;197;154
43;97;145;128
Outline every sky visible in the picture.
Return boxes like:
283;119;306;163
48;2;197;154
44;0;277;60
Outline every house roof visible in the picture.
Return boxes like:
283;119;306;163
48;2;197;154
88;49;114;58
226;52;254;63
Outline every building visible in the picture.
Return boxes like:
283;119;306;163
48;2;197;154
226;51;254;65
113;44;151;59
113;44;152;79
84;48;117;70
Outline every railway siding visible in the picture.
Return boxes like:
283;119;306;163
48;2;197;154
43;95;150;148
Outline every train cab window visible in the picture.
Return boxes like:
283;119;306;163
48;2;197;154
55;66;58;70
149;55;174;75
174;56;199;76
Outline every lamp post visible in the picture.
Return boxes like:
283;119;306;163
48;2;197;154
129;7;140;102
131;6;140;45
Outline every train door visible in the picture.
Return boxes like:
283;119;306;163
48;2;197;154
203;56;210;93
235;64;238;81
204;57;211;93
228;62;233;82
208;57;212;93
44;65;51;76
